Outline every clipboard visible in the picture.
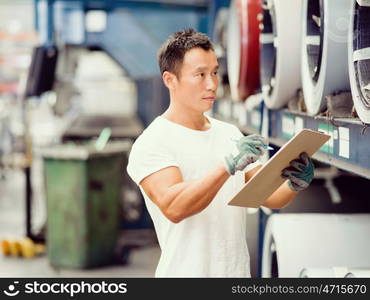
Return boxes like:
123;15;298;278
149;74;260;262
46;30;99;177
228;129;331;208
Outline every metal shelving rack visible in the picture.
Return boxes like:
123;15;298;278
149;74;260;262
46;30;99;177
213;97;370;276
214;98;370;180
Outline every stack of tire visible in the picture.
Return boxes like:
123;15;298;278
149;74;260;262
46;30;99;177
258;0;303;109
348;0;370;124
223;0;370;124
226;0;262;101
301;0;351;115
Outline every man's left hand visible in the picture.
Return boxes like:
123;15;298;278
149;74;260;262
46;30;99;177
281;152;314;192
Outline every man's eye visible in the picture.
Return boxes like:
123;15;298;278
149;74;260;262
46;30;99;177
197;73;204;77
213;71;218;76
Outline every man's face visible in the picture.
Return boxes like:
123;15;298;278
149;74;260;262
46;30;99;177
172;47;219;113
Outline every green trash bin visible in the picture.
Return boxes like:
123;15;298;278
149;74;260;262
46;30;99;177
40;140;131;268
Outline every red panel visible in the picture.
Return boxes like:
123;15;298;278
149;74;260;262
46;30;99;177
237;0;261;101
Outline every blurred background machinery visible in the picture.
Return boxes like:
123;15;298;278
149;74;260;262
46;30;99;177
1;0;370;278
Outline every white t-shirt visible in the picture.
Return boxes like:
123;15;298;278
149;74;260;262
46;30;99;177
127;115;260;277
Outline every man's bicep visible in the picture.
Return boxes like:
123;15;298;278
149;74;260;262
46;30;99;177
140;166;183;206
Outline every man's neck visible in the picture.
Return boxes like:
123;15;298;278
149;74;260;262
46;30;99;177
162;105;211;131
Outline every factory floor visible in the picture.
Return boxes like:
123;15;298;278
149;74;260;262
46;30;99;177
0;246;160;278
0;167;161;278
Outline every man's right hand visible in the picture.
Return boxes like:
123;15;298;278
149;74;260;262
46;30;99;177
224;134;267;175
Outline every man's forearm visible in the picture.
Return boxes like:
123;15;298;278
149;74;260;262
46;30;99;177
162;164;230;222
261;181;298;209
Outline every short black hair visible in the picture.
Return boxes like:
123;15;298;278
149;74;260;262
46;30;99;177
158;28;214;78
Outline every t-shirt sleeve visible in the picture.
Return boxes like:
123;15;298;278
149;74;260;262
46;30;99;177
127;137;179;185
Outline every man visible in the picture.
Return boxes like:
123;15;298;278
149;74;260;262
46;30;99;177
127;29;314;277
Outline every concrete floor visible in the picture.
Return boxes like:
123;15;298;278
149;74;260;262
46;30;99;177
0;246;160;278
0;168;161;278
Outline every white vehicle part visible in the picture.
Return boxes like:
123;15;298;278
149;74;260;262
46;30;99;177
260;0;303;109
227;0;242;101
300;267;350;278
301;0;352;115
262;214;370;278
344;269;370;278
348;1;370;124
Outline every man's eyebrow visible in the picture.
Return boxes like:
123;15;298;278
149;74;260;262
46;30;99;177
194;65;219;72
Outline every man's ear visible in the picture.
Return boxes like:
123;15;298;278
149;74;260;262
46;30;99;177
162;71;177;90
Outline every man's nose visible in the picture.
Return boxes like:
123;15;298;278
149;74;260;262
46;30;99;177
205;75;218;91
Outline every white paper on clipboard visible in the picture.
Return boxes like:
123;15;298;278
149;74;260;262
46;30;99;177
228;129;330;208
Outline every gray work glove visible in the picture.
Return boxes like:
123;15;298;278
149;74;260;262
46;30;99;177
281;152;314;192
224;134;267;175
